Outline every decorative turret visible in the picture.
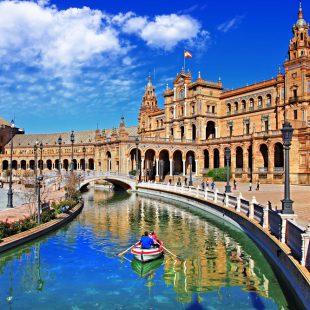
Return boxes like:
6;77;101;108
138;74;159;133
288;2;310;60
118;116;128;139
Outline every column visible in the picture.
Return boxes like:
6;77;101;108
182;159;186;176
185;102;188;117
231;149;236;179
215;127;218;138
219;148;225;168
184;84;187;98
156;158;159;176
141;158;145;177
267;144;274;183
209;151;214;170
243;147;249;181
195;159;198;176
169;159;173;176
126;158;129;175
173;87;176;100
173;105;176;119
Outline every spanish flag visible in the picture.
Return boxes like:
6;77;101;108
184;50;192;58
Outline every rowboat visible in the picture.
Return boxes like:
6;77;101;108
131;257;164;277
131;245;164;262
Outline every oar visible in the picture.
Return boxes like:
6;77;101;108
155;241;178;258
118;242;139;256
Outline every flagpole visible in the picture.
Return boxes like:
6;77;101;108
184;50;186;72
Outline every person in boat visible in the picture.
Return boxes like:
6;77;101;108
149;230;161;247
139;231;154;249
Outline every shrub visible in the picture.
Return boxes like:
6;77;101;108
205;168;231;181
0;218;37;238
41;209;56;223
129;170;136;176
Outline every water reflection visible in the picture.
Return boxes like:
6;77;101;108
0;189;290;309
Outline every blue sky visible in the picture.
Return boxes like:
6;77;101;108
0;0;308;133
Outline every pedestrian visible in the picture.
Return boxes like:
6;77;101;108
256;179;260;191
233;179;237;190
249;179;252;191
168;179;172;185
211;180;215;190
177;177;181;186
184;177;188;186
206;179;209;188
268;200;272;209
201;181;205;190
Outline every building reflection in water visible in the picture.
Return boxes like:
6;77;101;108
83;189;272;304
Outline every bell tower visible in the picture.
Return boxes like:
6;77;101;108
284;1;310;114
138;74;159;133
288;2;310;61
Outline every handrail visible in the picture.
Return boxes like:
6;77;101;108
138;181;310;270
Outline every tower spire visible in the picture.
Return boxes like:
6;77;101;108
299;1;303;19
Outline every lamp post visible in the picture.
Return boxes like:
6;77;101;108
135;137;139;182
281;121;294;214
39;142;43;175
189;156;193;186
70;131;75;172
37;175;43;224
225;147;231;193
7;120;15;208
82;146;86;171
34;140;39;193
57;136;62;190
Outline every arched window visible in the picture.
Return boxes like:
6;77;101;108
249;98;254;110
258;96;263;108
234;102;238;113
266;94;272;107
227;103;231;114
242;100;246;111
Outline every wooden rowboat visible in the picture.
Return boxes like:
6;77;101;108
131;245;164;262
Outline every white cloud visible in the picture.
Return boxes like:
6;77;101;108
122;14;201;50
217;16;244;33
0;1;123;72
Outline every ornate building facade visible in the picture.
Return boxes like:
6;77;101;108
0;4;309;184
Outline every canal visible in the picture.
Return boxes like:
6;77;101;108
0;189;291;309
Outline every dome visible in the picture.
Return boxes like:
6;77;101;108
296;18;307;27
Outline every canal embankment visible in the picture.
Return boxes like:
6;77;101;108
138;182;310;310
0;201;84;253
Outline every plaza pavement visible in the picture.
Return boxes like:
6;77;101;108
0;183;65;223
212;181;310;227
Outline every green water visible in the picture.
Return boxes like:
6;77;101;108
0;189;291;309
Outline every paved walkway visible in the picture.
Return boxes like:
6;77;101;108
213;181;310;227
0;183;65;223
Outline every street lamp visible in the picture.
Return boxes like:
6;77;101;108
225;147;231;193
37;175;43;224
281;121;294;214
58;136;62;173
189;156;193;186
70;131;75;172
57;136;62;190
39;142;43;174
34;140;39;193
135;137;139;181
82;147;86;171
7;120;15;208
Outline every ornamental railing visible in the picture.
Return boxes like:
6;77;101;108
138;181;310;270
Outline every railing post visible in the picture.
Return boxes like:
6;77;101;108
225;194;229;207
214;189;218;203
204;189;208;201
301;224;310;267
279;213;298;243
263;202;269;229
236;193;242;212
249;197;256;219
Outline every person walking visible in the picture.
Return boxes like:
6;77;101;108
184;177;188;186
256;179;260;191
233;179;237;190
249;179;252;191
211;180;215;190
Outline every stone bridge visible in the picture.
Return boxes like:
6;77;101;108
79;172;136;190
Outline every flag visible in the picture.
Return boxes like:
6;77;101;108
184;51;192;58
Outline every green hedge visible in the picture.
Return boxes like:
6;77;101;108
205;168;231;181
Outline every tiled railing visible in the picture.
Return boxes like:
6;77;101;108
139;181;310;269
